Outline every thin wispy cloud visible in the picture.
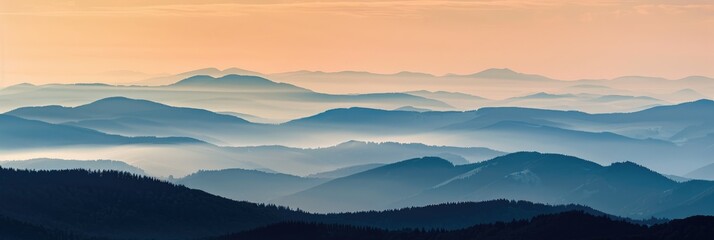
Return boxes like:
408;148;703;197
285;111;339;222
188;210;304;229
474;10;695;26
3;0;711;18
0;1;546;17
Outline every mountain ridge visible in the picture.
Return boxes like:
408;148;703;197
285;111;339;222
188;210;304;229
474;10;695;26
0;114;203;149
0;167;638;239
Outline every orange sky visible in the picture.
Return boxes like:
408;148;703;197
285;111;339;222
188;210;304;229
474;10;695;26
0;0;712;86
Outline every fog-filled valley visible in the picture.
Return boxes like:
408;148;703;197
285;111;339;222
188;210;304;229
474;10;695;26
3;68;713;122
4;0;712;237
4;71;714;176
2;68;714;239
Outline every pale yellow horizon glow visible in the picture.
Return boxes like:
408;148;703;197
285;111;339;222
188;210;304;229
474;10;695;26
0;0;712;86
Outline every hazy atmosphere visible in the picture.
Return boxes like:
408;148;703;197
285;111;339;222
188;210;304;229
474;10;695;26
1;0;712;87
1;1;714;240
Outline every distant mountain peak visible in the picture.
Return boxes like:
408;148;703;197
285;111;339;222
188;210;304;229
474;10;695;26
335;140;369;147
391;71;434;77
0;114;203;149
608;161;645;169
690;99;714;105
679;75;714;82
7;96;250;128
173;74;271;85
2;83;37;91
181;67;263;76
6;96;172;118
389;157;454;168
82;96;167;110
467;68;553;81
394;106;431;112
604;161;674;183
480;68;518;74
515;92;576;99
321;107;388;116
490;151;555;160
135;67;265;86
170;74;309;92
660;99;714;110
673;88;704;96
7;83;36;88
92;96;144;102
346;156;455;176
190;168;290;177
480;152;599;168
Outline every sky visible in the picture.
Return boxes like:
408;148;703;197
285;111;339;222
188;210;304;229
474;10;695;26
0;0;712;86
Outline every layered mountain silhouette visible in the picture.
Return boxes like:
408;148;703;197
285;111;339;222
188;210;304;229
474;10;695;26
591;95;661;102
6;96;714;174
0;74;454;122
169;74;310;92
458;68;555;81
3;68;712;118
449;99;714;143
222;141;504;176
139;67;265;86
176;169;328;202
400;153;714;219
8;96;250;124
288;99;714;137
307;163;385;179
2;67;714;240
284;107;479;133
5;139;502;178
277;152;714;218
285;100;714;174
0;167;629;240
687;163;714;180
442;120;681;173
0;114;200;149
273;70;436;78
175;146;501;205
7;97;714;174
277;157;468;212
265;67;713;111
488;92;668;112
6;97;261;145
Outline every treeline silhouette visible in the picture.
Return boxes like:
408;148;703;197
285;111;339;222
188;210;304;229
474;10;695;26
215;211;714;240
319;200;609;230
0;167;306;240
0;167;710;240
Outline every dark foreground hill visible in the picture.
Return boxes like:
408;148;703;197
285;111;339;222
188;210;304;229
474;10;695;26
214;211;714;240
0;167;635;240
0;168;301;240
